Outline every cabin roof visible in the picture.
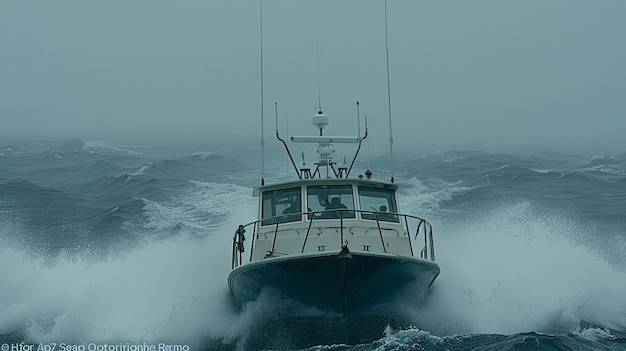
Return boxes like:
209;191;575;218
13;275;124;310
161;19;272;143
254;177;398;195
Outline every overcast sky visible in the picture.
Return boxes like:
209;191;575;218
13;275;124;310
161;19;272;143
1;1;624;153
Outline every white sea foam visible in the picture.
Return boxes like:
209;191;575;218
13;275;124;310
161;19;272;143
398;177;474;218
377;326;440;350
579;165;625;175
140;181;255;233
571;326;616;342
562;155;626;175
529;168;555;174
0;182;257;347
83;141;143;156
402;201;626;336
189;152;215;160
494;164;510;171
130;165;151;176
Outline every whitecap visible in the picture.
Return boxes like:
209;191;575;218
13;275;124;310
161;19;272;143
572;326;616;342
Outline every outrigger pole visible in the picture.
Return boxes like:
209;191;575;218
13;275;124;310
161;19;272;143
275;103;302;180
347;102;368;177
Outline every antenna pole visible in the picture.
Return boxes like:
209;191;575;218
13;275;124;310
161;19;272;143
384;0;395;183
366;116;371;171
314;0;322;112
259;0;265;186
356;101;361;136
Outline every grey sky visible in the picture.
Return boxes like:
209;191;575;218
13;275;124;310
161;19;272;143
1;1;624;153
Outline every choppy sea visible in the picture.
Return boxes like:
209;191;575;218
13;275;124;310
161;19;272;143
1;139;625;350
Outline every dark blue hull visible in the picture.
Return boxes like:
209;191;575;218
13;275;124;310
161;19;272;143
228;250;440;318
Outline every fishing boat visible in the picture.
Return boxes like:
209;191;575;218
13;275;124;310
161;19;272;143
227;2;439;339
228;109;440;327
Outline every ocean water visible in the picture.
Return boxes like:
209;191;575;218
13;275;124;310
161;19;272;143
1;139;625;350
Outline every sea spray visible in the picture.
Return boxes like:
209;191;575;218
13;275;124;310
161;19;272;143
0;182;257;348
402;201;626;336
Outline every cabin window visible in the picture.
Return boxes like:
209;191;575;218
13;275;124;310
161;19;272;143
307;185;355;219
261;187;302;225
358;186;399;222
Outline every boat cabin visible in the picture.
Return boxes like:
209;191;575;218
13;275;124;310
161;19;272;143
235;177;430;264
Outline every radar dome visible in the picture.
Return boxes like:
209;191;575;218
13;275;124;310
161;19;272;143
312;111;329;131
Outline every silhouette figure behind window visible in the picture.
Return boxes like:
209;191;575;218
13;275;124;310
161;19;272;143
323;197;349;219
327;197;347;210
280;200;301;222
377;204;397;222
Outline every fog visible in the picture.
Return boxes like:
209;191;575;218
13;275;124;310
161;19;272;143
1;0;625;153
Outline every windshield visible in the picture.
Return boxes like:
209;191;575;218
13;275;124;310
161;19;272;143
261;187;302;225
307;185;355;219
358;186;399;222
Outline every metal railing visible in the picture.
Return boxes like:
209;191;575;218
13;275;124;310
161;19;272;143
231;209;435;269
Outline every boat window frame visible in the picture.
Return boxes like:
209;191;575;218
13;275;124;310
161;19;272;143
260;186;303;226
357;185;400;223
306;184;356;220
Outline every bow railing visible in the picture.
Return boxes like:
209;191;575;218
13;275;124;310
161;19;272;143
232;209;435;269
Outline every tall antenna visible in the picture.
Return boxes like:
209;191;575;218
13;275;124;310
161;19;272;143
314;0;323;112
259;0;266;186
384;0;395;183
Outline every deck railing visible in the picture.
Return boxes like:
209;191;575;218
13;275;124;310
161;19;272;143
231;209;435;269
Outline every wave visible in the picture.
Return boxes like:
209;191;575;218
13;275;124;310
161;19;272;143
87;159;125;174
0;234;234;346
82;199;146;227
396;177;475;219
71;173;177;206
584;155;622;167
0;145;26;157
402;201;626;338
549;155;626;177
0;182;106;262
187;151;217;160
332;326;626;351
0;183;257;347
400;150;626;182
0;179;91;217
141;181;255;233
123;154;242;184
82;141;144;156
